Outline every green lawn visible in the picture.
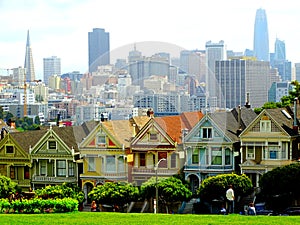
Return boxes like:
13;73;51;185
0;212;299;225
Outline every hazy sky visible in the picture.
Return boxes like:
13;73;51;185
0;0;300;80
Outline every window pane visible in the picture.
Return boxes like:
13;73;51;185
88;158;95;171
140;153;146;167
225;149;231;165
68;162;74;177
171;153;176;168
40;160;46;175
57;160;66;176
6;146;14;154
49;141;56;149
106;156;116;172
192;149;199;164
211;148;222;165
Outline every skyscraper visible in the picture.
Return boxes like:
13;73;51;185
272;38;291;81
205;40;226;99
215;58;271;109
24;30;35;81
43;56;61;85
253;8;269;61
88;28;110;73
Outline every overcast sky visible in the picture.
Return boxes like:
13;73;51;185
1;0;300;80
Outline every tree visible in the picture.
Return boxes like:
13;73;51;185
88;182;139;212
34;115;41;125
197;173;253;203
140;176;192;213
0;175;17;199
34;182;85;204
259;163;300;212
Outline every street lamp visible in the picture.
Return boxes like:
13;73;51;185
155;158;166;214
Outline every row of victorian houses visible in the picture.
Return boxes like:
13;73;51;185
0;102;300;203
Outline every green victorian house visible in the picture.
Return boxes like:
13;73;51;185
0;125;31;191
29;126;81;189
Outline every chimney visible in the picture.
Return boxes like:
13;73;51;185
293;97;298;132
56;113;61;126
236;105;243;135
244;92;251;108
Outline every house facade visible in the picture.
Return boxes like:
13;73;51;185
0;131;31;191
79;119;138;202
184;108;257;192
29;126;80;189
129;112;203;186
239;107;300;187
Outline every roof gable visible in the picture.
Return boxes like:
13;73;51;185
184;113;233;143
131;118;176;147
79;121;129;149
0;133;29;159
30;127;75;155
239;108;294;137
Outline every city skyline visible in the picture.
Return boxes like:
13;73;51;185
1;0;300;80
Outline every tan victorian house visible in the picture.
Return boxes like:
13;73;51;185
239;107;300;187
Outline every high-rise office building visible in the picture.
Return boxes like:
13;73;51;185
272;38;291;81
253;8;269;61
215;58;271;109
24;30;35;81
295;63;300;81
205;40;226;99
43;56;61;85
88;28;110;73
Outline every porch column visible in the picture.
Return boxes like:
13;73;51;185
66;159;69;177
54;159;56;177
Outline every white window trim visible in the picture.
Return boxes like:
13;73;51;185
202;127;213;139
246;146;255;159
260;120;271;132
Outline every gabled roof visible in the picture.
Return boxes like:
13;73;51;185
10;129;47;153
154;111;204;144
51;126;79;152
240;107;298;137
101;120;134;148
73;120;99;143
184;107;257;143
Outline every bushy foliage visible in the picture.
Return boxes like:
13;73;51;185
140;176;192;202
34;183;84;204
0;198;78;213
88;182;139;209
259;163;300;211
0;176;17;199
197;173;253;202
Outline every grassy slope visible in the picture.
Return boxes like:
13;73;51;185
0;212;299;225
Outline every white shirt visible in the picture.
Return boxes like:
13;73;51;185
226;188;234;201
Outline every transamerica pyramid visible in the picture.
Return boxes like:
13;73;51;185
24;30;35;81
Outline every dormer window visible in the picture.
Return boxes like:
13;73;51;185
97;135;106;147
260;119;271;132
149;133;158;141
48;141;57;150
6;145;14;154
202;127;212;139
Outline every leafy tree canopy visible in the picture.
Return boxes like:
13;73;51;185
34;182;85;203
88;182;139;208
197;173;253;202
140;176;192;203
0;175;17;198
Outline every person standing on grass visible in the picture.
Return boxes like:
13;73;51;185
226;184;235;214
